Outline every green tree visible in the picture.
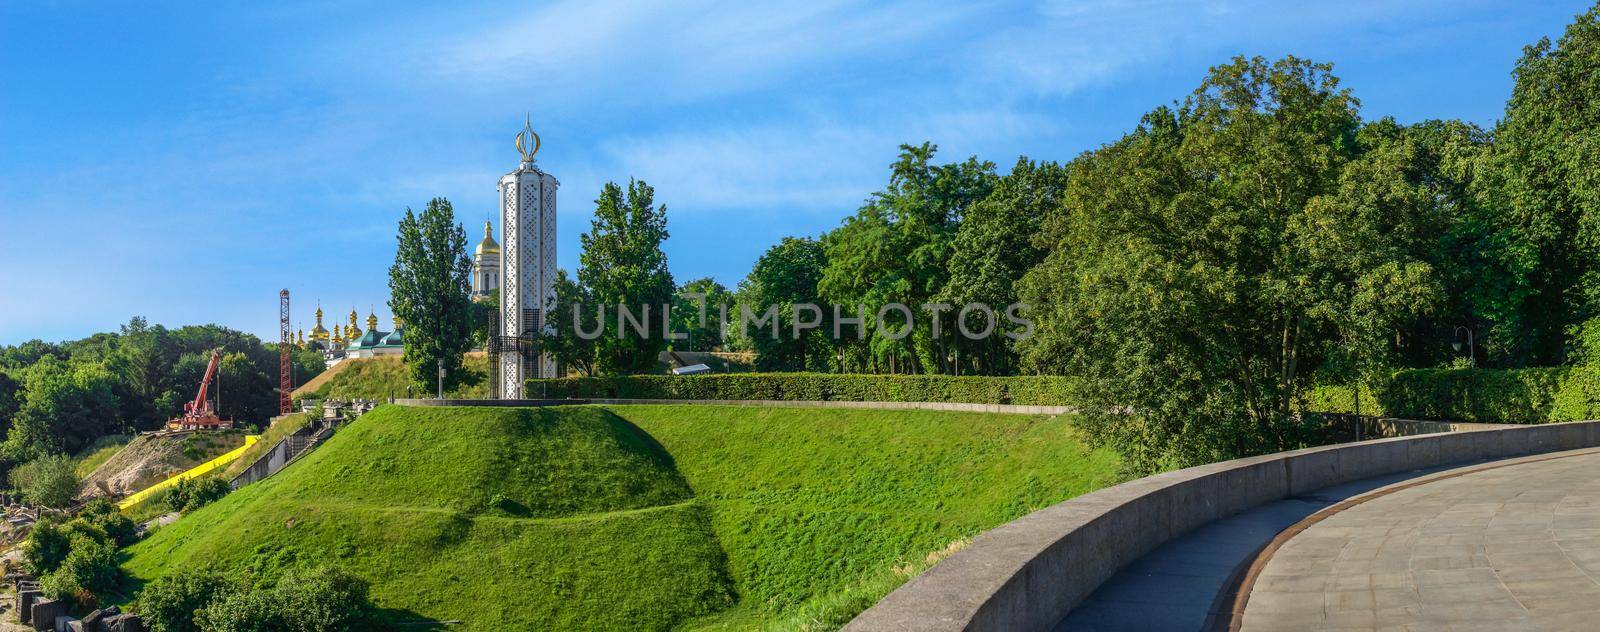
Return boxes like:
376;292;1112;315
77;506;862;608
938;157;1068;375
672;277;734;352
388;198;475;392
10;454;79;508
542;270;597;377
739;238;829;371
1018;56;1440;473
1469;4;1600;365
578;180;674;375
819;143;997;374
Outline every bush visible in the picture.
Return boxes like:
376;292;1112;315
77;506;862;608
195;565;376;632
11;454;79;508
526;373;1077;406
79;497;139;547
41;535;119;609
1376;368;1566;424
166;477;231;514
138;567;235;632
20;518;72;575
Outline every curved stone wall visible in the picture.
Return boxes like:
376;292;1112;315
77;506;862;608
844;420;1600;632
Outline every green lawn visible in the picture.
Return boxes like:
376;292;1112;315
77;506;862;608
123;404;1119;630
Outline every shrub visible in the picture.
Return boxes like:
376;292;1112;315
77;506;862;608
195;565;376;632
20;518;72;575
526;373;1078;406
138;567;235;632
79;497;139;547
41;535;119;609
1376;368;1566;424
11;454;79;508
166;477;232;514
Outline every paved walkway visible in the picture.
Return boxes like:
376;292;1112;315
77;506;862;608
1240;449;1600;631
1056;468;1444;631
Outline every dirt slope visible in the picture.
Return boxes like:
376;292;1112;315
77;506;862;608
77;430;248;499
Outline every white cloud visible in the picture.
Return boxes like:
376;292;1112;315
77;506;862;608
566;103;1062;216
427;0;974;104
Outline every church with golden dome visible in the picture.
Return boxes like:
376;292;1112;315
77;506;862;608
472;220;500;301
300;304;404;366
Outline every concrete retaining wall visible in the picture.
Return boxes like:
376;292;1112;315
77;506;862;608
844;420;1600;632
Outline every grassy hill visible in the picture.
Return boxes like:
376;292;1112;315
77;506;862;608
123;404;1118;630
293;354;490;400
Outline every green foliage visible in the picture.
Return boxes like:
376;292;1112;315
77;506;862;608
1465;4;1600;364
138;566;235;632
124;404;1117;630
7;357;121;458
24;512;126;609
1014;56;1445;474
11;453;79;508
938;157;1067;375
543;269;598;377
21;518;73;575
818;143;998;375
579;180;675;375
737;238;830;371
166;477;232;514
41;534;119;609
389;197;476;393
528;373;1077;405
80;497;140;547
672;277;734;353
195;565;377;632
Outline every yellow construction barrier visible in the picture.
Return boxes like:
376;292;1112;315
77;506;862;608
118;435;259;510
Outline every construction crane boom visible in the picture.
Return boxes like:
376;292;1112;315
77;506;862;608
280;289;292;415
187;350;220;416
168;349;232;431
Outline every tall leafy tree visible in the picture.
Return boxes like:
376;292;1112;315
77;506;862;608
388;198;475;392
739;238;829;371
578;180;674;375
819;143;997;374
1018;56;1440;473
938;157;1067;375
542;269;598;377
1469;4;1600;365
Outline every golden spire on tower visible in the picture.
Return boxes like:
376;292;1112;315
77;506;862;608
310;304;330;341
367;310;379;332
348;308;362;339
515;113;541;163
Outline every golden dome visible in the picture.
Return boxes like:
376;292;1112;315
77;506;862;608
367;312;379;332
476;220;500;257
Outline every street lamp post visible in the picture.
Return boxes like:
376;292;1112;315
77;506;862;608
437;358;446;400
1453;326;1476;368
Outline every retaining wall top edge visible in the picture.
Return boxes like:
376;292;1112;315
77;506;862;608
848;419;1600;631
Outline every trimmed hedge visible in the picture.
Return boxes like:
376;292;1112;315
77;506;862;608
526;373;1077;406
1315;366;1600;425
530;368;1600;424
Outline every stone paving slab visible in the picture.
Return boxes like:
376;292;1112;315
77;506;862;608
1055;468;1453;631
1240;450;1600;631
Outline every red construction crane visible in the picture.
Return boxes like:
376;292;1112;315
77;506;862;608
166;349;233;431
280;289;292;415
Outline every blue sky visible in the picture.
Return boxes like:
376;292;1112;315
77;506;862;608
0;0;1591;345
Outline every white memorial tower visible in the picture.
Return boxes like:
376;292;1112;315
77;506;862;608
498;115;559;397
